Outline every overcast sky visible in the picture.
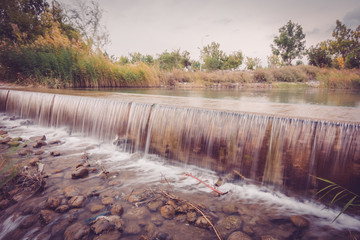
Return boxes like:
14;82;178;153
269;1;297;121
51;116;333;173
60;0;360;66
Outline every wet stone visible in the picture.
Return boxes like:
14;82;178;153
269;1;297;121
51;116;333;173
87;186;104;197
49;140;61;145
64;222;90;240
33;140;47;148
102;197;114;205
35;150;44;155
51;151;61;156
195;216;211;229
40;209;58;225
7;141;19;147
93;231;122;240
186;211;197;223
68;195;86;208
110;203;124;215
46;196;61;209
0;199;10;210
151;214;163;226
148;200;163;212
160;205;175;219
20;215;38;229
124;221;142;235
71;166;89;179
64;185;81;198
90;204;105;213
154;232;172;240
123;206;150;221
290;215;309;228
261;235;279;240
55;205;70;213
18;148;33;156
227;231;252;240
91;218;113;234
216;215;243;238
223;204;238;214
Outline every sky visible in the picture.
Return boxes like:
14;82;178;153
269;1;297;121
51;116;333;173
60;0;360;66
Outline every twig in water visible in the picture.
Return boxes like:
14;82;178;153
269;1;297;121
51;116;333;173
184;172;226;195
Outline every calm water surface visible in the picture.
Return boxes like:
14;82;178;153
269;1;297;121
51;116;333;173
83;88;360;108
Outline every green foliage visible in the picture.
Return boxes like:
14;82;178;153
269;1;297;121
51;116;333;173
271;20;306;65
157;49;190;71
245;57;261;70
222;51;244;70
0;0;49;43
314;176;360;223
201;42;225;71
267;54;282;68
307;42;333;68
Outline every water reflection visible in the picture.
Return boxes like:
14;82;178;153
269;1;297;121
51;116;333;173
87;88;360;108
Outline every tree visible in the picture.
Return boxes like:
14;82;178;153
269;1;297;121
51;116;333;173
157;49;190;71
66;0;110;52
245;57;261;70
271;20;306;65
222;51;244;70
267;54;282;68
307;42;332;68
201;41;225;71
328;20;360;68
0;0;49;43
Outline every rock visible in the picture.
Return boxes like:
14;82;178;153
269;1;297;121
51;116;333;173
35;150;44;155
216;215;243;238
0;130;8;135
128;191;147;203
46;196;61;209
147;200;163;212
81;153;89;160
87;186;104;197
31;135;46;141
108;179;121;186
195;216;211;229
0;199;10;210
243;226;255;236
102;197;114;205
145;222;156;238
33;140;47;148
290;215;309;228
154;232;171;240
71;166;89;179
20;120;34;126
186;211;197;223
90;216;124;234
40;209;58;225
110;203;124;215
29;157;40;166
68;195;86;208
12;137;22;141
56;205;70;213
20;215;38;229
0;137;11;144
17;148;33;156
7;141;20;147
175;205;186;214
260;235;279;240
228;231;252;240
92;231;122;240
64;222;90;240
51;151;61;156
151;214;163;226
160;205;175;219
215;177;223;187
49;140;61;145
64;186;81;198
123;206;150;221
124;221;141;235
223;204;238;214
99;189;121;199
90;204;105;213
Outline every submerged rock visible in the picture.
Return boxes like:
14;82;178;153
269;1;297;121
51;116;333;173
51;151;61;156
195;216;211;229
68;195;86;208
64;185;81;198
90;204;105;213
216;215;243;238
147;200;163;212
64;222;90;240
160;205;175;219
228;231;252;240
71;166;89;179
40;209;58;225
290;215;309;228
110;203;124;215
186;211;197;223
46;196;61;209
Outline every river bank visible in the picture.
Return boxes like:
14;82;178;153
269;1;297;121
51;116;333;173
1;113;360;240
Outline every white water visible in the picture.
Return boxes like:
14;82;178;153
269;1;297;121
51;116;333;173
2;115;360;232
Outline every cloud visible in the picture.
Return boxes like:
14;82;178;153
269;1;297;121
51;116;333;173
213;18;232;25
306;28;320;36
343;7;360;28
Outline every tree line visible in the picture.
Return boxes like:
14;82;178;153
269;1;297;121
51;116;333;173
0;0;359;88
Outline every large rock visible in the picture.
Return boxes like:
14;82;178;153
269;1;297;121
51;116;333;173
33;140;47;148
46;196;61;209
111;203;124;215
186;211;197;223
71;166;89;179
227;231;252;240
90;204;105;213
147;200;163;212
216;215;243;238
18;148;33;156
68;195;86;208
290;215;309;228
124;221;141;235
160;205;175;219
90;215;124;234
102;197;114;205
123;206;150;221
20;215;38;229
64;222;90;240
40;209;58;225
195;216;211;229
64;186;81;198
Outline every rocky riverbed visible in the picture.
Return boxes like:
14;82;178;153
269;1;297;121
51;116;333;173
0;115;359;240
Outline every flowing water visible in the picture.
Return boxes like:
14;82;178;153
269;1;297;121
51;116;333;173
0;88;360;239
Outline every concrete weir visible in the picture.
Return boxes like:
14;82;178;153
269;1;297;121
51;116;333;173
0;89;359;194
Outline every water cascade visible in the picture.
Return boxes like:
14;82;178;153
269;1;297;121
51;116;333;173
1;89;359;194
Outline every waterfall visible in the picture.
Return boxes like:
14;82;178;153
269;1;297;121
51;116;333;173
1;89;359;193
